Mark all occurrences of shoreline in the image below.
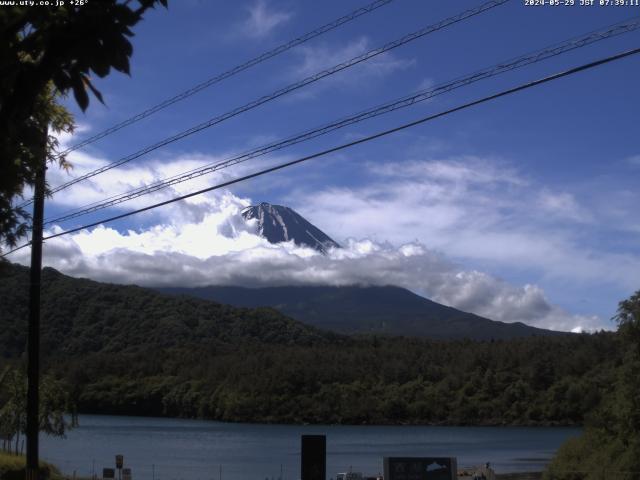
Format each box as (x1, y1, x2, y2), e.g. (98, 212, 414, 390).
(2, 453, 544, 480)
(495, 473, 543, 480)
(75, 409, 583, 428)
(38, 415, 567, 480)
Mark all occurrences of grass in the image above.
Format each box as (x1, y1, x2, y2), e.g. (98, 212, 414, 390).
(496, 473, 543, 480)
(0, 451, 64, 480)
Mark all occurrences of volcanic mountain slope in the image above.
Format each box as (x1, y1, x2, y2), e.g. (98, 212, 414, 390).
(0, 263, 607, 427)
(234, 202, 566, 338)
(242, 202, 339, 254)
(160, 285, 567, 340)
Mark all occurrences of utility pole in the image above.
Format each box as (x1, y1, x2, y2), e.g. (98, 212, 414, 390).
(26, 131, 47, 480)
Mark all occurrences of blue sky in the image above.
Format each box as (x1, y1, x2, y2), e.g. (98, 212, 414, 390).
(12, 0, 640, 331)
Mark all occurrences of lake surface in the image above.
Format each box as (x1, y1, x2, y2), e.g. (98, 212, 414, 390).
(40, 415, 581, 480)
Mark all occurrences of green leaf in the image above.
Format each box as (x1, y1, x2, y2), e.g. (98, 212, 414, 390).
(83, 75, 104, 105)
(71, 73, 89, 111)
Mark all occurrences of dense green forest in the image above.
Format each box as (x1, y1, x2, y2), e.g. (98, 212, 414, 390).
(545, 291, 640, 479)
(0, 262, 623, 426)
(51, 334, 618, 425)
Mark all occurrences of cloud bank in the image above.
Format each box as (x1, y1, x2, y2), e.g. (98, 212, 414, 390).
(10, 188, 599, 333)
(10, 131, 638, 334)
(289, 156, 640, 292)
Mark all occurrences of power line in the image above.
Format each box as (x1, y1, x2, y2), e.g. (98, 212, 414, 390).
(4, 46, 638, 259)
(27, 0, 509, 203)
(17, 0, 397, 210)
(43, 17, 640, 226)
(55, 0, 397, 158)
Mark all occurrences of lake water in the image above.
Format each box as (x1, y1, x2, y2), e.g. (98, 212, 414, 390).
(40, 415, 581, 480)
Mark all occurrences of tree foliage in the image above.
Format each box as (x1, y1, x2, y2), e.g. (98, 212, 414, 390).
(0, 262, 624, 427)
(0, 84, 73, 248)
(546, 290, 640, 480)
(0, 0, 167, 247)
(0, 368, 75, 455)
(614, 290, 640, 354)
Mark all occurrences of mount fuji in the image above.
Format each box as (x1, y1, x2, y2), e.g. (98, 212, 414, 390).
(242, 202, 339, 254)
(160, 203, 572, 340)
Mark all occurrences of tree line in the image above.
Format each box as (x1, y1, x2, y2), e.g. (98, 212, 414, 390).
(545, 291, 640, 479)
(0, 263, 623, 427)
(1, 262, 639, 477)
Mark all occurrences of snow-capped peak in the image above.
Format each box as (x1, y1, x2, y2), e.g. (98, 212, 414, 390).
(242, 202, 339, 254)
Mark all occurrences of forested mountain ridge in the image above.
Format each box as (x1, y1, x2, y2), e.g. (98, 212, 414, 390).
(0, 262, 339, 359)
(160, 285, 565, 340)
(0, 262, 622, 426)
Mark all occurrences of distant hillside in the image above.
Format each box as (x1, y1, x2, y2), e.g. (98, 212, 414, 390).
(0, 262, 338, 359)
(0, 262, 617, 426)
(160, 285, 565, 340)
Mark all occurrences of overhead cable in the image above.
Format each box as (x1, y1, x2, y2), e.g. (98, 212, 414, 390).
(44, 17, 640, 226)
(4, 45, 638, 258)
(55, 0, 397, 158)
(32, 0, 510, 202)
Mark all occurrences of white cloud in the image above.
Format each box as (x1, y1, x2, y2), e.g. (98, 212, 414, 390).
(42, 131, 290, 226)
(416, 77, 435, 92)
(626, 154, 640, 166)
(288, 157, 640, 292)
(368, 156, 524, 186)
(47, 151, 222, 211)
(9, 134, 633, 334)
(288, 37, 415, 96)
(5, 186, 602, 333)
(537, 190, 592, 223)
(240, 0, 291, 38)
